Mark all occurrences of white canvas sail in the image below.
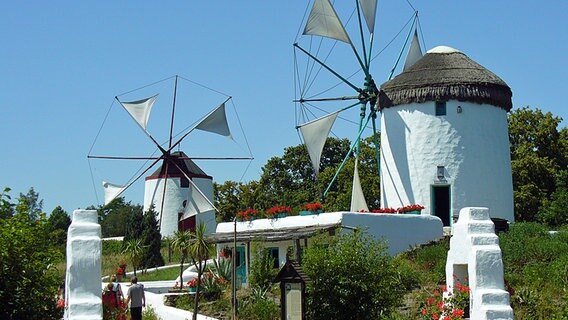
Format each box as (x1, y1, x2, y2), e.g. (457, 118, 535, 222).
(120, 95, 158, 130)
(298, 112, 339, 175)
(195, 102, 232, 138)
(359, 0, 378, 33)
(350, 157, 369, 212)
(303, 0, 352, 44)
(403, 30, 423, 71)
(179, 182, 216, 220)
(102, 181, 126, 206)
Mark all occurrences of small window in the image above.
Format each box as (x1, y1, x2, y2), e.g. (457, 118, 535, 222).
(435, 101, 447, 116)
(267, 248, 279, 269)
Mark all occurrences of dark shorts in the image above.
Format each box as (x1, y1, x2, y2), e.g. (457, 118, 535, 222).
(130, 306, 142, 320)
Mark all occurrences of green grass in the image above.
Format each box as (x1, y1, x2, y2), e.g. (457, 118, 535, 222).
(136, 265, 183, 282)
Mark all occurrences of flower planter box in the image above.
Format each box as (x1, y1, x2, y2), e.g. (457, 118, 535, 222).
(300, 210, 322, 216)
(188, 287, 196, 293)
(403, 210, 421, 215)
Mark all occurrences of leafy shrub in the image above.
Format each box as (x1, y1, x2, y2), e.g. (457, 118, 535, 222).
(238, 296, 279, 320)
(248, 242, 278, 292)
(201, 270, 229, 301)
(303, 231, 406, 319)
(142, 306, 162, 320)
(500, 222, 568, 317)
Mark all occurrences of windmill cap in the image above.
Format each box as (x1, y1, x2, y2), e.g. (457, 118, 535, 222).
(378, 45, 512, 111)
(426, 46, 462, 54)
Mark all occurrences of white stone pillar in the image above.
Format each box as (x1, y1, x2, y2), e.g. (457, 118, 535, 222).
(64, 210, 102, 320)
(446, 207, 513, 320)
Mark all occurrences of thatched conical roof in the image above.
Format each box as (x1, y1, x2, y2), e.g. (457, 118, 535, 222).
(378, 46, 512, 111)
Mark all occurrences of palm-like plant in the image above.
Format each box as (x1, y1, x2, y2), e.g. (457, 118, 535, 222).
(171, 230, 192, 289)
(189, 223, 211, 320)
(122, 238, 145, 277)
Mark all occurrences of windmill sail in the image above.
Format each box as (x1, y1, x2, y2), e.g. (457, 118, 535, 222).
(303, 0, 352, 44)
(298, 112, 339, 175)
(179, 182, 216, 220)
(102, 181, 126, 205)
(350, 157, 369, 212)
(403, 30, 423, 71)
(119, 95, 158, 130)
(359, 0, 378, 34)
(195, 102, 232, 138)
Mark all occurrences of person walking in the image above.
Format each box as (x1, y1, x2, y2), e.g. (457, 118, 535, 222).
(110, 275, 123, 304)
(124, 277, 145, 320)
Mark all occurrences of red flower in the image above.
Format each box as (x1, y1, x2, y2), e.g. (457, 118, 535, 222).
(371, 207, 397, 213)
(236, 208, 260, 221)
(452, 309, 464, 317)
(56, 298, 65, 309)
(187, 278, 198, 288)
(397, 204, 425, 213)
(265, 205, 292, 218)
(303, 203, 323, 211)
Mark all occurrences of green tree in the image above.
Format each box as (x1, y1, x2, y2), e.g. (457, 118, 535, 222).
(508, 107, 566, 221)
(171, 230, 192, 289)
(302, 230, 405, 319)
(316, 136, 381, 211)
(123, 203, 144, 246)
(0, 187, 15, 219)
(16, 187, 44, 221)
(140, 206, 164, 269)
(538, 170, 568, 227)
(214, 180, 262, 222)
(98, 197, 143, 237)
(188, 223, 211, 320)
(0, 189, 62, 319)
(47, 206, 71, 248)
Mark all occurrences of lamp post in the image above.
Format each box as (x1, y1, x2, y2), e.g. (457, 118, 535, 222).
(232, 217, 237, 320)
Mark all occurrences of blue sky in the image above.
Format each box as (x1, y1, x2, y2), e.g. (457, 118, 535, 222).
(1, 1, 566, 215)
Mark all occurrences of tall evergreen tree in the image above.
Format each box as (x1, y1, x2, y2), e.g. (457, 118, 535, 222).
(47, 206, 71, 248)
(123, 203, 144, 246)
(16, 187, 43, 221)
(140, 206, 164, 269)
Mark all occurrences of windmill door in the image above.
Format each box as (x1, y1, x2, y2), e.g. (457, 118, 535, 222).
(432, 185, 451, 226)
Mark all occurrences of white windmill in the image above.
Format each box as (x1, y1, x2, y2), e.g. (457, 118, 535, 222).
(89, 75, 253, 237)
(293, 0, 423, 211)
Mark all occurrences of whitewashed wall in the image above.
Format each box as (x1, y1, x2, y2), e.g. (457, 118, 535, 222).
(144, 176, 216, 238)
(380, 100, 514, 222)
(216, 212, 444, 257)
(144, 177, 187, 238)
(65, 210, 102, 320)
